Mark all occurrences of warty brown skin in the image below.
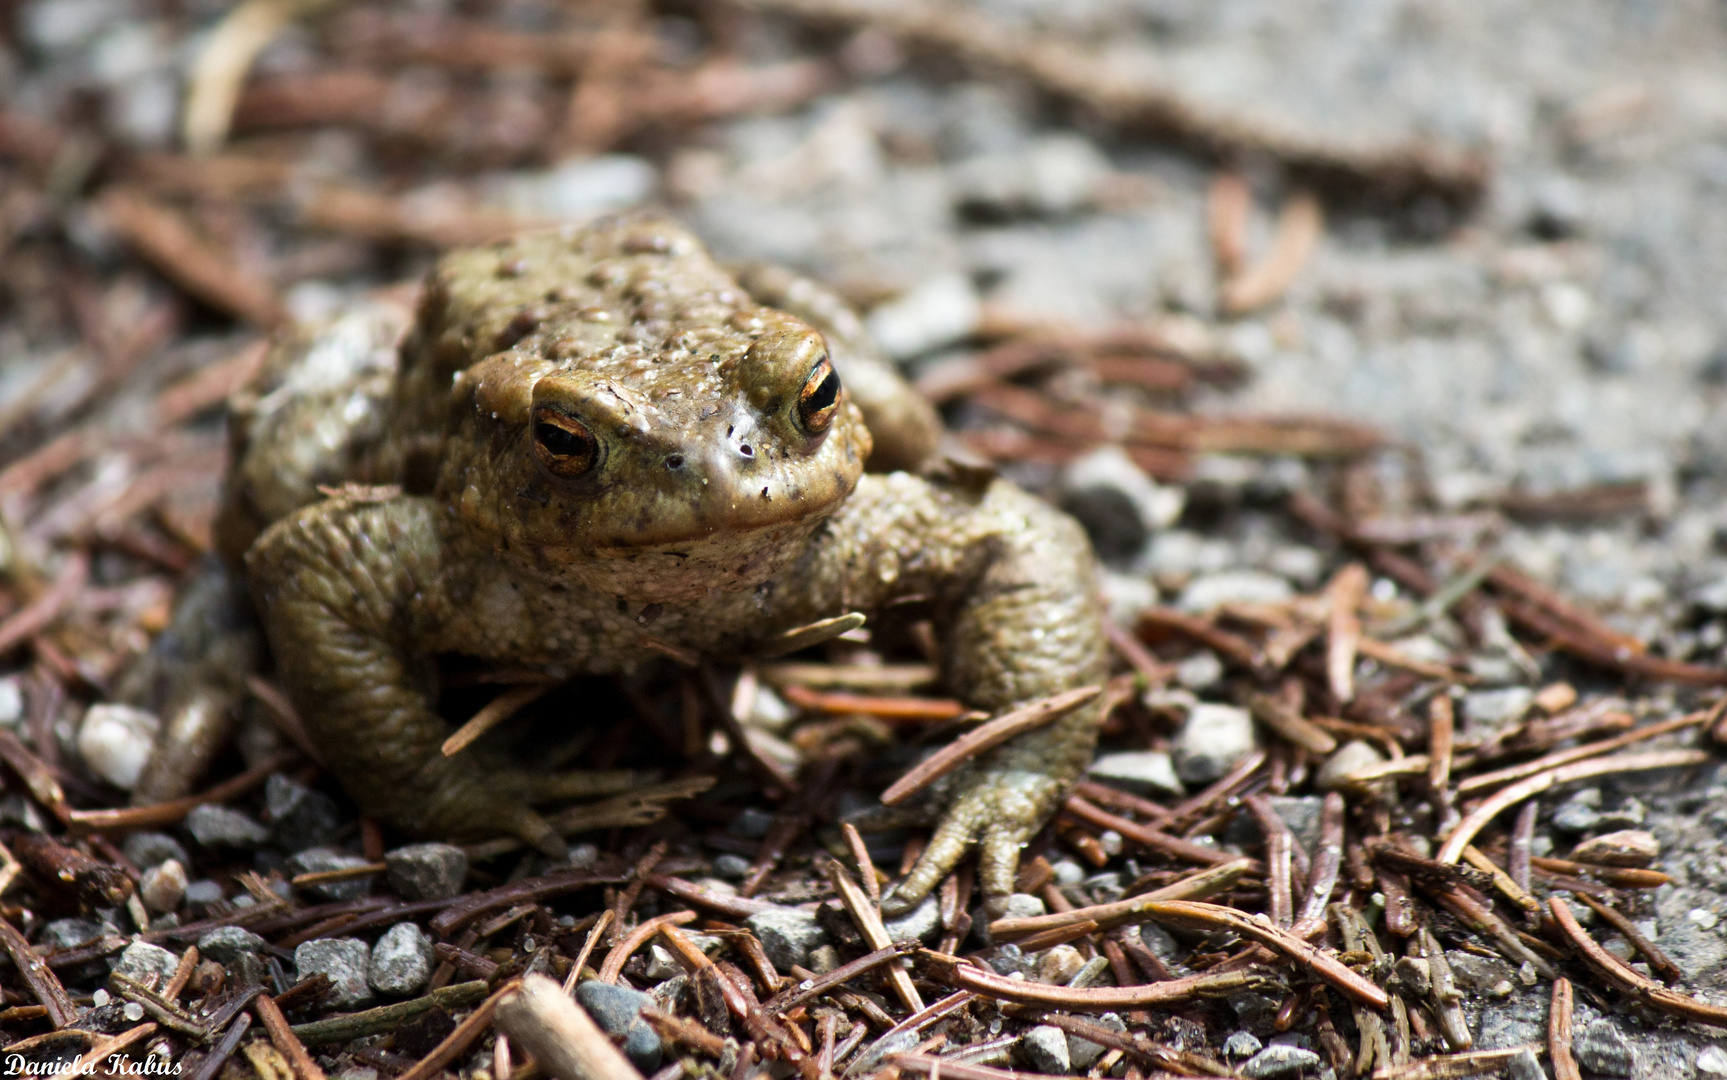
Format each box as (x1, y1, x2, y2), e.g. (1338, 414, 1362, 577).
(234, 214, 1107, 914)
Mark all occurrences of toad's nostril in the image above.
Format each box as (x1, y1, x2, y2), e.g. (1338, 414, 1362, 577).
(740, 445, 753, 457)
(665, 454, 685, 469)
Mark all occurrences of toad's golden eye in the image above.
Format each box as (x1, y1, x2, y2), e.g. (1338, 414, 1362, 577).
(531, 407, 599, 477)
(796, 355, 841, 434)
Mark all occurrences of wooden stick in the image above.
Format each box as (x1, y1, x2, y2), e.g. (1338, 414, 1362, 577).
(1547, 897, 1727, 1027)
(255, 993, 328, 1080)
(563, 910, 613, 993)
(1322, 563, 1367, 703)
(1134, 900, 1389, 1009)
(0, 915, 77, 1026)
(1438, 749, 1708, 864)
(1548, 978, 1579, 1080)
(70, 751, 295, 832)
(1456, 712, 1706, 794)
(988, 858, 1253, 940)
(841, 822, 881, 902)
(919, 951, 1273, 1010)
(442, 681, 557, 757)
(827, 859, 924, 1013)
(881, 686, 1100, 804)
(397, 980, 519, 1080)
(497, 973, 644, 1080)
(0, 552, 88, 657)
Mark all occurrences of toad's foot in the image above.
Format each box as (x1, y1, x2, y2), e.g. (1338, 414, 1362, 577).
(407, 758, 656, 858)
(878, 766, 1070, 919)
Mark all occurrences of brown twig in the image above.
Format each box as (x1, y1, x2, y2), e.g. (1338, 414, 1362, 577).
(1221, 191, 1324, 316)
(1573, 893, 1682, 983)
(397, 980, 520, 1080)
(1455, 711, 1706, 795)
(918, 951, 1275, 1010)
(881, 685, 1100, 804)
(1547, 897, 1727, 1027)
(98, 189, 287, 326)
(598, 911, 696, 984)
(497, 973, 645, 1080)
(69, 751, 295, 833)
(1134, 900, 1389, 1008)
(1437, 749, 1709, 864)
(779, 684, 967, 722)
(442, 680, 559, 757)
(0, 552, 88, 659)
(0, 915, 77, 1026)
(255, 993, 328, 1080)
(827, 860, 924, 1014)
(989, 858, 1253, 940)
(1549, 978, 1580, 1080)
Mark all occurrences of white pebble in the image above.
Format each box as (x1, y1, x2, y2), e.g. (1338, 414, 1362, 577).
(139, 859, 187, 913)
(76, 704, 160, 790)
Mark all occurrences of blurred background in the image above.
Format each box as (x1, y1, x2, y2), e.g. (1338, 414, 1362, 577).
(3, 0, 1727, 658)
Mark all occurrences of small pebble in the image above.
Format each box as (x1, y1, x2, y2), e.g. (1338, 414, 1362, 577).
(76, 703, 160, 790)
(1698, 1045, 1727, 1075)
(138, 858, 186, 913)
(0, 677, 23, 727)
(1088, 751, 1184, 799)
(183, 805, 269, 850)
(745, 907, 830, 970)
(1223, 1032, 1262, 1059)
(1066, 1012, 1123, 1070)
(197, 927, 267, 964)
(1022, 1025, 1071, 1074)
(575, 979, 664, 1071)
(1573, 1017, 1634, 1077)
(1035, 944, 1085, 985)
(368, 922, 435, 997)
(1172, 703, 1258, 784)
(295, 938, 374, 1009)
(1570, 829, 1660, 868)
(122, 831, 189, 870)
(1316, 740, 1385, 792)
(111, 940, 179, 991)
(1240, 1045, 1322, 1079)
(287, 847, 376, 901)
(384, 843, 468, 901)
(1506, 1047, 1544, 1080)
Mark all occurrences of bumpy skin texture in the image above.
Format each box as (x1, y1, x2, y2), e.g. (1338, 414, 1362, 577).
(235, 215, 1106, 913)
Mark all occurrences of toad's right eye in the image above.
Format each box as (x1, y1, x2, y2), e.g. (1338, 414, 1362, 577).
(532, 408, 599, 477)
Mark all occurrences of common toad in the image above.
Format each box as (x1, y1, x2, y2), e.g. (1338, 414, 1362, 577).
(221, 215, 1106, 914)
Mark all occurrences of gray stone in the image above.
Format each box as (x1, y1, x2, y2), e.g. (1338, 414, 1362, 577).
(76, 703, 159, 791)
(1573, 1018, 1633, 1077)
(1316, 740, 1385, 792)
(183, 805, 268, 850)
(295, 938, 373, 1009)
(368, 922, 435, 997)
(287, 847, 375, 901)
(122, 832, 189, 870)
(41, 918, 104, 952)
(1552, 789, 1603, 833)
(1174, 651, 1225, 691)
(745, 907, 830, 970)
(110, 941, 179, 992)
(1172, 703, 1258, 784)
(1506, 1047, 1543, 1080)
(864, 272, 980, 361)
(1697, 1045, 1727, 1075)
(1051, 860, 1086, 886)
(265, 774, 343, 851)
(987, 944, 1035, 977)
(711, 853, 751, 880)
(1223, 1032, 1263, 1060)
(728, 807, 775, 838)
(1570, 829, 1659, 867)
(183, 880, 224, 906)
(951, 134, 1110, 219)
(882, 894, 941, 944)
(1035, 944, 1085, 985)
(1241, 1045, 1323, 1079)
(1443, 951, 1515, 994)
(1088, 751, 1184, 799)
(1177, 570, 1292, 613)
(974, 892, 1047, 945)
(1066, 1012, 1123, 1070)
(197, 927, 266, 964)
(643, 944, 682, 982)
(1596, 797, 1647, 829)
(384, 843, 468, 901)
(1022, 1025, 1072, 1074)
(1461, 688, 1534, 733)
(576, 979, 663, 1072)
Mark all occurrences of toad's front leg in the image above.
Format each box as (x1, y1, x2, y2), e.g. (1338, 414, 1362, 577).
(800, 474, 1110, 918)
(245, 495, 608, 856)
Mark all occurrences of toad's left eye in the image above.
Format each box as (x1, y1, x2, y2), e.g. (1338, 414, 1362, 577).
(796, 355, 841, 434)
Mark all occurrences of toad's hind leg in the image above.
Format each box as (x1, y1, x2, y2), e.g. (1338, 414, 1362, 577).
(246, 495, 571, 859)
(731, 263, 941, 473)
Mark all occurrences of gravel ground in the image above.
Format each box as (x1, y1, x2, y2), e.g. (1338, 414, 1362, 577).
(5, 0, 1727, 1076)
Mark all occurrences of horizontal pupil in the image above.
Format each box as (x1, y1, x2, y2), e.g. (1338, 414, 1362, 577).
(537, 422, 584, 456)
(804, 368, 840, 412)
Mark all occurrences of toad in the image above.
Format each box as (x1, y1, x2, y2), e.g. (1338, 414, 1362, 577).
(217, 215, 1105, 914)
